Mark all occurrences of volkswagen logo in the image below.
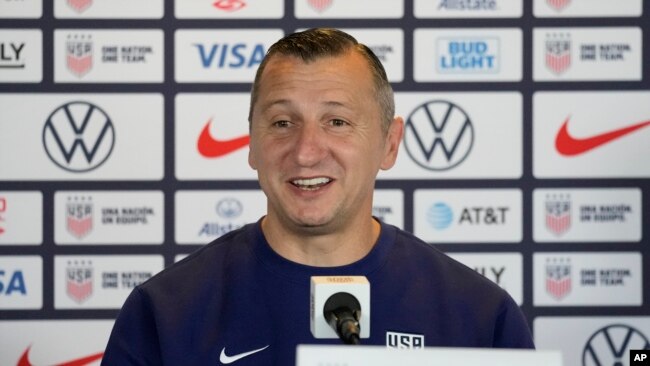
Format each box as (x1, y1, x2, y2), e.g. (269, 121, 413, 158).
(42, 101, 115, 173)
(582, 324, 650, 366)
(403, 100, 474, 171)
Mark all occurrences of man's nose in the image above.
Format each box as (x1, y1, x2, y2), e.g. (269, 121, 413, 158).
(294, 122, 327, 167)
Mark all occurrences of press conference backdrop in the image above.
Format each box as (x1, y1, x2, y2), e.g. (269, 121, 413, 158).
(0, 0, 648, 365)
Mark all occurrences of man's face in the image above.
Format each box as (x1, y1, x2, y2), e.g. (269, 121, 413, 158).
(248, 51, 402, 235)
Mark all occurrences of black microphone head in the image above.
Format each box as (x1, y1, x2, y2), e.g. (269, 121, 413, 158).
(323, 292, 362, 345)
(323, 292, 361, 316)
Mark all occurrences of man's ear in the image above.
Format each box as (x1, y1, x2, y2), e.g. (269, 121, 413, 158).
(248, 130, 258, 170)
(380, 116, 404, 170)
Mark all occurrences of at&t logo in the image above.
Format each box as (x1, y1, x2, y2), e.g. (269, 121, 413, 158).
(427, 202, 453, 230)
(42, 101, 115, 173)
(403, 100, 474, 171)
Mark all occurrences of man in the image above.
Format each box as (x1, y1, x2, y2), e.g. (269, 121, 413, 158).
(102, 28, 534, 365)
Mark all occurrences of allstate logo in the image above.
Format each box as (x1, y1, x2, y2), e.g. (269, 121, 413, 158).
(427, 202, 454, 230)
(216, 198, 243, 219)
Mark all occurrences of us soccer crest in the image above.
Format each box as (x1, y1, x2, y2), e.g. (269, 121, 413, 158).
(308, 0, 333, 13)
(545, 33, 571, 75)
(545, 194, 571, 236)
(66, 34, 93, 77)
(66, 196, 93, 239)
(546, 258, 571, 300)
(66, 260, 93, 303)
(67, 0, 93, 13)
(546, 0, 571, 11)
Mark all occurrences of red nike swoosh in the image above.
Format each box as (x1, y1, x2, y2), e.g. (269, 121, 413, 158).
(18, 346, 104, 366)
(555, 117, 650, 156)
(197, 118, 250, 158)
(213, 0, 246, 11)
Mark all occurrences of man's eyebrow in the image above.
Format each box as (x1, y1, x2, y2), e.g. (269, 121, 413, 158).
(260, 99, 292, 111)
(261, 99, 350, 110)
(322, 100, 348, 108)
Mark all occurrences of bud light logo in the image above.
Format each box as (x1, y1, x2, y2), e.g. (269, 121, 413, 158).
(438, 38, 499, 74)
(427, 202, 453, 230)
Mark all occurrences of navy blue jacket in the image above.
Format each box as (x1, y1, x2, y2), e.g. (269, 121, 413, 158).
(102, 221, 534, 365)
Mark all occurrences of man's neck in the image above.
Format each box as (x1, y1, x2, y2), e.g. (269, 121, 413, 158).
(260, 216, 381, 267)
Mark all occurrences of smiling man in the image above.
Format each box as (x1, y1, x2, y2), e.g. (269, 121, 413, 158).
(248, 33, 401, 267)
(102, 28, 534, 366)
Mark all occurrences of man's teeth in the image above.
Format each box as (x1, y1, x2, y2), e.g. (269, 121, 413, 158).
(292, 177, 331, 190)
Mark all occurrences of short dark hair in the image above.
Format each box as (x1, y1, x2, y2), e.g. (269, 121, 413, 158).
(248, 28, 395, 133)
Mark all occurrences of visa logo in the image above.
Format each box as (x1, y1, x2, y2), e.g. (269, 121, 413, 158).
(0, 270, 27, 295)
(194, 43, 265, 68)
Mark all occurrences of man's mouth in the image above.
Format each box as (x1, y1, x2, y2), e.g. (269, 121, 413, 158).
(291, 177, 332, 191)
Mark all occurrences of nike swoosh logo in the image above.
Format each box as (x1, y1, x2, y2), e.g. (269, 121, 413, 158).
(197, 118, 250, 158)
(213, 0, 246, 11)
(219, 345, 269, 364)
(555, 117, 650, 156)
(18, 346, 104, 366)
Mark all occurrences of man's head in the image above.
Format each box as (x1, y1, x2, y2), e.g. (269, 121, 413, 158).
(247, 27, 403, 241)
(249, 28, 395, 134)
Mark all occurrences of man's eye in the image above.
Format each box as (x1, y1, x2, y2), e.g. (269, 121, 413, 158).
(273, 120, 291, 128)
(330, 119, 348, 127)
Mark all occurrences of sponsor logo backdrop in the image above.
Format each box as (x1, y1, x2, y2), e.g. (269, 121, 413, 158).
(0, 1, 648, 365)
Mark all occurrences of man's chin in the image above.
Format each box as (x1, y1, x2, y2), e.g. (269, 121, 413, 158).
(292, 217, 339, 236)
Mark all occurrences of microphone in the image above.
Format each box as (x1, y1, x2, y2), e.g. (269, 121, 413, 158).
(323, 292, 362, 344)
(310, 276, 370, 344)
